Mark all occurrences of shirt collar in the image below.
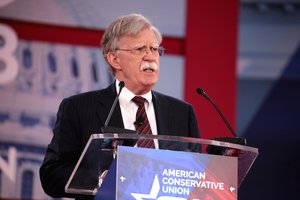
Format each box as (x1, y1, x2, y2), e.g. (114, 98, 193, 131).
(115, 79, 152, 107)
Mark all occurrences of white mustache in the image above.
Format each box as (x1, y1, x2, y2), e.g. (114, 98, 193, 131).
(140, 62, 158, 72)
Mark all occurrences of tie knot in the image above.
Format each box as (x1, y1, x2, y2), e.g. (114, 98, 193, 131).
(132, 96, 146, 107)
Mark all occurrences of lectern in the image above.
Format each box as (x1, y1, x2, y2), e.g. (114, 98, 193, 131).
(65, 133, 258, 200)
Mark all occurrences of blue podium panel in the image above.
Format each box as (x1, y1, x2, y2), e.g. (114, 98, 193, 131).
(116, 146, 237, 200)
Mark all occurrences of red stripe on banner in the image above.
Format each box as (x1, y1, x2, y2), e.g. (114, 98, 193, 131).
(184, 1, 238, 139)
(0, 18, 184, 55)
(0, 18, 102, 47)
(161, 36, 185, 55)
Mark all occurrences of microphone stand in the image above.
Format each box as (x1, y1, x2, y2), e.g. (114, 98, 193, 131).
(196, 88, 246, 155)
(100, 81, 136, 150)
(102, 81, 125, 130)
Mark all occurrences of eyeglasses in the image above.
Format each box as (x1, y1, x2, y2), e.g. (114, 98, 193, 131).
(116, 45, 165, 56)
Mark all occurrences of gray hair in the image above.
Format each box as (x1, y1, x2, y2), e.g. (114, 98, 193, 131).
(101, 13, 162, 64)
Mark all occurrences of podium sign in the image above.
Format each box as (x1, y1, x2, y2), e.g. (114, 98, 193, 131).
(65, 133, 258, 199)
(116, 146, 237, 200)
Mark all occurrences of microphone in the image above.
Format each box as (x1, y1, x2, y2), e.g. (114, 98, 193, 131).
(100, 81, 136, 149)
(101, 81, 125, 132)
(134, 116, 145, 127)
(196, 88, 246, 146)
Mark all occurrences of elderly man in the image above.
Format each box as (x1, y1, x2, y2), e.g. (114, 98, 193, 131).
(40, 13, 200, 199)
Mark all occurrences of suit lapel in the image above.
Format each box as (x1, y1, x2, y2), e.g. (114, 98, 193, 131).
(152, 91, 170, 135)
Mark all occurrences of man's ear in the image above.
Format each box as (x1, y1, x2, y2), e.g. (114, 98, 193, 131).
(106, 52, 121, 70)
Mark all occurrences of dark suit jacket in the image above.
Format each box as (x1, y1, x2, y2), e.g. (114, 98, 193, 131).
(39, 83, 200, 199)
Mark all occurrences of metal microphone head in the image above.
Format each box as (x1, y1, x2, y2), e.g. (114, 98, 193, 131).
(196, 88, 206, 97)
(119, 81, 125, 88)
(134, 116, 144, 127)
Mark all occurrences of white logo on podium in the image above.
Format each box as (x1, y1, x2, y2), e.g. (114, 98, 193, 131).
(130, 174, 187, 200)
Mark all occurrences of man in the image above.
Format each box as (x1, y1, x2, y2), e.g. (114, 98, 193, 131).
(40, 13, 200, 199)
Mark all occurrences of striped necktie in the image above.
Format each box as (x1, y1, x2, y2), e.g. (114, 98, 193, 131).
(132, 96, 155, 148)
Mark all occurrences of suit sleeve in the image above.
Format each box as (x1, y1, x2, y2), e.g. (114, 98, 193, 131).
(39, 98, 83, 198)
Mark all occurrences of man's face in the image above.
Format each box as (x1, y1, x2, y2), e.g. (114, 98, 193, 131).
(110, 28, 160, 95)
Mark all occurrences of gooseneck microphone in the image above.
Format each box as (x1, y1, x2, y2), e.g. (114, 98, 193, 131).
(196, 88, 246, 145)
(100, 81, 136, 149)
(102, 81, 125, 130)
(196, 88, 237, 137)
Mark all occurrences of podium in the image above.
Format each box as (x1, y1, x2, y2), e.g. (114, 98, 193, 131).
(65, 133, 258, 200)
